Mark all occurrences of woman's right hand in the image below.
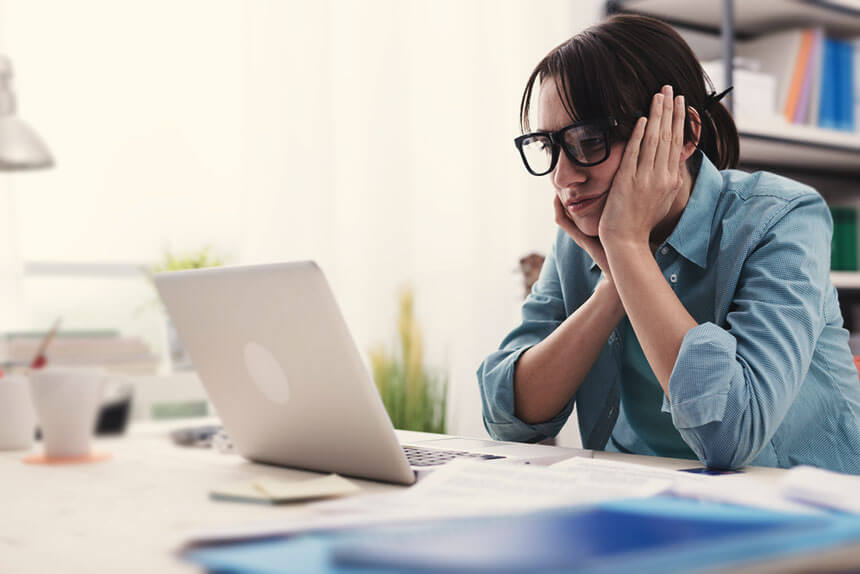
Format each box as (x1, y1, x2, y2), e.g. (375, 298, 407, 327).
(553, 194, 613, 283)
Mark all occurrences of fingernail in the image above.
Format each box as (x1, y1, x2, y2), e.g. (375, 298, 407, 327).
(679, 95, 685, 107)
(655, 94, 664, 105)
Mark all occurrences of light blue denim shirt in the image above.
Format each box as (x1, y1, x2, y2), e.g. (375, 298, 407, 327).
(478, 152, 860, 473)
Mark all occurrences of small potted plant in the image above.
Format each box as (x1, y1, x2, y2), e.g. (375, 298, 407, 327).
(148, 246, 225, 370)
(369, 287, 447, 433)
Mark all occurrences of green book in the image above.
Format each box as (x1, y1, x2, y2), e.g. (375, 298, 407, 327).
(831, 206, 858, 271)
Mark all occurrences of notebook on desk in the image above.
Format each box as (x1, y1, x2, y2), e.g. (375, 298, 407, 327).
(155, 261, 579, 486)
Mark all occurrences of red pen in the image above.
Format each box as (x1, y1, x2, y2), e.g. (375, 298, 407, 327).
(30, 318, 62, 370)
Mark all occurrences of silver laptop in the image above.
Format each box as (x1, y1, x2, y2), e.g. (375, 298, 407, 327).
(155, 261, 580, 485)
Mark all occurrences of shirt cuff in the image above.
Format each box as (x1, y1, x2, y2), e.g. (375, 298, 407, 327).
(662, 322, 733, 429)
(479, 345, 573, 443)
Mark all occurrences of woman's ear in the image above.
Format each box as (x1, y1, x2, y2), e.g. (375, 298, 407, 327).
(683, 106, 702, 161)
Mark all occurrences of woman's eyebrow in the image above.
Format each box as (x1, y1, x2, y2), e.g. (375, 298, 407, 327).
(533, 121, 567, 133)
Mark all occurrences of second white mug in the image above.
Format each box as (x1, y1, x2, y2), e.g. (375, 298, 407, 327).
(30, 367, 104, 459)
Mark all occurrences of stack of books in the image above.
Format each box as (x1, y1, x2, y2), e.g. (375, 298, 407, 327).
(0, 330, 159, 375)
(732, 28, 860, 132)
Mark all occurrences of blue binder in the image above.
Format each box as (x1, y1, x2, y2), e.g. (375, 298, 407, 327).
(841, 40, 855, 131)
(184, 497, 860, 573)
(819, 38, 838, 129)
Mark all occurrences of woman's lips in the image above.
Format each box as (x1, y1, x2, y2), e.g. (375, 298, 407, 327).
(566, 191, 607, 215)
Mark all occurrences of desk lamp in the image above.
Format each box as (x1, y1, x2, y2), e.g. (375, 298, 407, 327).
(0, 55, 52, 170)
(0, 54, 53, 336)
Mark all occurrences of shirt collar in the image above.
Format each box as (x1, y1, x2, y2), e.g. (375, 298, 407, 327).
(587, 151, 722, 272)
(665, 152, 722, 269)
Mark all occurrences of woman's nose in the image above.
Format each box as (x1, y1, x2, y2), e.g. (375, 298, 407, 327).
(552, 150, 587, 190)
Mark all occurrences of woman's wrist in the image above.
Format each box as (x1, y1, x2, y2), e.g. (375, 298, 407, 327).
(602, 235, 651, 259)
(593, 275, 626, 323)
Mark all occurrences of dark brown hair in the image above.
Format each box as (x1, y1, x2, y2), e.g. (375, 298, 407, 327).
(520, 14, 739, 170)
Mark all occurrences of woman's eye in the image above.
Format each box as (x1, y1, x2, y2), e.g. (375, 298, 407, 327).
(528, 140, 551, 153)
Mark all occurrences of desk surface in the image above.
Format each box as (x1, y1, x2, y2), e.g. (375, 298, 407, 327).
(0, 419, 805, 574)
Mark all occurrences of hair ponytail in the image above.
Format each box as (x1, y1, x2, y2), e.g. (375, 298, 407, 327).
(700, 101, 739, 170)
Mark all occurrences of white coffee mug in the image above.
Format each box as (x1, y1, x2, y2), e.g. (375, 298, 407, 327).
(0, 375, 36, 450)
(30, 367, 104, 459)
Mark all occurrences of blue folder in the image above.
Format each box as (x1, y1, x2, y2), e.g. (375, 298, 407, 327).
(185, 496, 860, 573)
(819, 38, 838, 130)
(841, 40, 855, 132)
(836, 40, 849, 131)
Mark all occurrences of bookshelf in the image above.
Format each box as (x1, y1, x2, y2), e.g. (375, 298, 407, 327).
(607, 0, 860, 174)
(740, 117, 860, 174)
(608, 0, 860, 37)
(832, 271, 860, 290)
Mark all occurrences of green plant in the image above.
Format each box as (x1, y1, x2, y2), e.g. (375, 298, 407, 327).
(369, 287, 447, 433)
(150, 245, 225, 274)
(139, 246, 226, 317)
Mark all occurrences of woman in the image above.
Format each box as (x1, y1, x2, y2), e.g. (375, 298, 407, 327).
(477, 14, 860, 473)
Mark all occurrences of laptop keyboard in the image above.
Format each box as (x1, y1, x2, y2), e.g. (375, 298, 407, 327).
(403, 445, 507, 467)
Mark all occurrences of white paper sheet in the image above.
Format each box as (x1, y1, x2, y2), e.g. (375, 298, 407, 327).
(669, 475, 821, 514)
(780, 465, 860, 513)
(549, 458, 822, 515)
(404, 458, 674, 510)
(550, 455, 711, 483)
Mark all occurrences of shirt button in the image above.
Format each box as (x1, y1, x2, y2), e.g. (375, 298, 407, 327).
(670, 273, 678, 283)
(660, 246, 669, 255)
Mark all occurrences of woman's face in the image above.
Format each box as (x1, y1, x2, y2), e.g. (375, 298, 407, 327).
(537, 78, 625, 238)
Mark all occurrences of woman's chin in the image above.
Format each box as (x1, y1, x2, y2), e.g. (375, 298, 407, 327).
(573, 218, 600, 238)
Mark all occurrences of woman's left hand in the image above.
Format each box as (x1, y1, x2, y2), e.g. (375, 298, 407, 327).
(598, 85, 686, 250)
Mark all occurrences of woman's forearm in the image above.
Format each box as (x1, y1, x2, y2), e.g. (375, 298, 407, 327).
(605, 242, 697, 394)
(514, 279, 626, 424)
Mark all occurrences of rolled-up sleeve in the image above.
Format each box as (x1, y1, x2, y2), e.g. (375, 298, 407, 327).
(661, 195, 830, 469)
(477, 243, 575, 443)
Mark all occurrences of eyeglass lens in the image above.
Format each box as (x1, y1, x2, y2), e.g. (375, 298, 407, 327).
(520, 123, 608, 175)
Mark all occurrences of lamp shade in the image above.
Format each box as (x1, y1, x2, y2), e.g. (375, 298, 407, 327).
(0, 115, 53, 170)
(0, 55, 53, 171)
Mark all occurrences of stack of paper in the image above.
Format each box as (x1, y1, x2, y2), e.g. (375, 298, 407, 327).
(186, 495, 860, 574)
(190, 458, 860, 550)
(0, 330, 159, 374)
(188, 457, 677, 546)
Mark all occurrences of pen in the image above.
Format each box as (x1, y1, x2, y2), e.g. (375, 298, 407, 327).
(30, 317, 62, 370)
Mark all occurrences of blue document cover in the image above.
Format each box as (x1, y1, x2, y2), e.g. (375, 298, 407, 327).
(819, 38, 838, 129)
(843, 40, 855, 131)
(835, 40, 850, 131)
(185, 497, 860, 574)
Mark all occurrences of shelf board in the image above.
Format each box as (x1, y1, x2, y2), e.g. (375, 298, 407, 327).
(832, 271, 860, 290)
(737, 118, 860, 174)
(614, 0, 860, 37)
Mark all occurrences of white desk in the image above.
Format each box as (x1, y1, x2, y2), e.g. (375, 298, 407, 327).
(0, 418, 847, 574)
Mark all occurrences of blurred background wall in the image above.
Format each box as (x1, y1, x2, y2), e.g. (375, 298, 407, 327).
(0, 0, 602, 439)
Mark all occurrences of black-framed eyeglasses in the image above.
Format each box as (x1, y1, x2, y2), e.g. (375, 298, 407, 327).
(514, 117, 618, 176)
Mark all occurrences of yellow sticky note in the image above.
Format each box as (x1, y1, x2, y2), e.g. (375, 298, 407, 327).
(254, 474, 361, 501)
(211, 474, 360, 504)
